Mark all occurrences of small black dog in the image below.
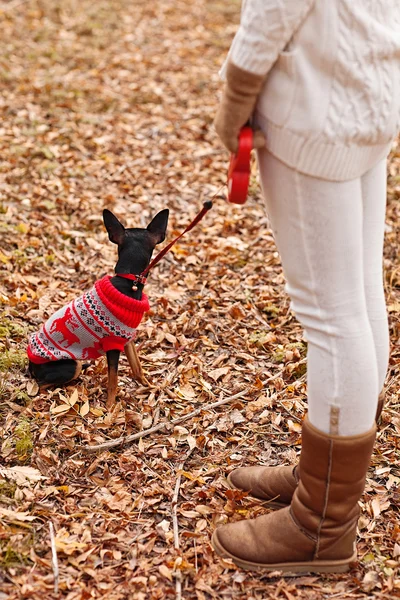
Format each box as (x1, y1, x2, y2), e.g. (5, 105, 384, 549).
(28, 208, 169, 405)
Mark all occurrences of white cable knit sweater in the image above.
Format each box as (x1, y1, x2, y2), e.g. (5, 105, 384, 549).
(222, 0, 400, 181)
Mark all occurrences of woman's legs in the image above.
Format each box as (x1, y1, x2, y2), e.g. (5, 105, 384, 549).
(227, 155, 389, 502)
(212, 152, 385, 571)
(257, 150, 387, 436)
(361, 159, 390, 392)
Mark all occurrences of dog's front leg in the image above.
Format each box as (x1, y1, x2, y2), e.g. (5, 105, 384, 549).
(124, 341, 149, 386)
(106, 349, 120, 407)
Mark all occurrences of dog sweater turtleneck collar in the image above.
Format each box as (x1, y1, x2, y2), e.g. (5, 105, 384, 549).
(27, 275, 149, 364)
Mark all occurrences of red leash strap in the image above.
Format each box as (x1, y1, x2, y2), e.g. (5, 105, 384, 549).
(227, 127, 253, 205)
(140, 200, 213, 278)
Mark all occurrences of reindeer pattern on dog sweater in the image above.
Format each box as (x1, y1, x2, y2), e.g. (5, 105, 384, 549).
(27, 276, 149, 364)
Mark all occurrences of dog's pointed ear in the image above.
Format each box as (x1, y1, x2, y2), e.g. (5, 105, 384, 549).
(147, 209, 169, 245)
(103, 209, 125, 245)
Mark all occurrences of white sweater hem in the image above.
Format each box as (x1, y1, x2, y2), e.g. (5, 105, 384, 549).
(256, 114, 392, 181)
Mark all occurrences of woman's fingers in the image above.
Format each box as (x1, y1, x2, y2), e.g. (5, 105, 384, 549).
(252, 129, 267, 149)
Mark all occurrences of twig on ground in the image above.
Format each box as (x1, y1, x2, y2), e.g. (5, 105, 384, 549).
(153, 405, 160, 427)
(172, 447, 194, 600)
(49, 521, 59, 595)
(194, 539, 198, 573)
(82, 388, 249, 453)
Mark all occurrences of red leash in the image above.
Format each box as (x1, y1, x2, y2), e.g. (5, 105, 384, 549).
(227, 127, 253, 205)
(118, 128, 254, 287)
(141, 200, 213, 278)
(118, 127, 256, 287)
(117, 200, 213, 286)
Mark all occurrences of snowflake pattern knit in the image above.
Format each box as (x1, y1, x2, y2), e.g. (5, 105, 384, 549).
(27, 276, 149, 364)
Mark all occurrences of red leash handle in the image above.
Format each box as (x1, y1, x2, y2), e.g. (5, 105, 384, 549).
(227, 127, 253, 205)
(140, 200, 213, 278)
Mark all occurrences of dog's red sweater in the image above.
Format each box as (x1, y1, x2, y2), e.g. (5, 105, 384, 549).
(27, 276, 149, 364)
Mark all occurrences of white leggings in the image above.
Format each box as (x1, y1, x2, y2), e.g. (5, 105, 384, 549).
(257, 150, 389, 436)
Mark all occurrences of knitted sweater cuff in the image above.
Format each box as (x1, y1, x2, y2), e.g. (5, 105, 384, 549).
(95, 276, 150, 329)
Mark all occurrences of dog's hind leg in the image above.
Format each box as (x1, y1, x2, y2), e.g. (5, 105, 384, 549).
(29, 360, 82, 386)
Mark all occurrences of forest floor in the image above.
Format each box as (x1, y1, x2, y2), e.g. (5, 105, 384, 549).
(0, 1, 400, 599)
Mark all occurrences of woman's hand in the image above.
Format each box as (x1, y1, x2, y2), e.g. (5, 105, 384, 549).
(214, 61, 267, 154)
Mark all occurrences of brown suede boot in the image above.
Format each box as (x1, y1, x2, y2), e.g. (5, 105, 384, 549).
(212, 417, 376, 573)
(375, 390, 385, 423)
(228, 390, 384, 506)
(227, 465, 299, 508)
(214, 61, 266, 153)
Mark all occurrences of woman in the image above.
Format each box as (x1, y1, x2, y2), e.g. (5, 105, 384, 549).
(212, 0, 400, 573)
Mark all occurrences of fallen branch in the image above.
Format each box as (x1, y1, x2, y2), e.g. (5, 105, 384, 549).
(82, 388, 249, 453)
(49, 521, 59, 594)
(172, 447, 194, 600)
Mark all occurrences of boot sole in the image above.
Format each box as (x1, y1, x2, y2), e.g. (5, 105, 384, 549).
(211, 530, 356, 574)
(226, 473, 289, 510)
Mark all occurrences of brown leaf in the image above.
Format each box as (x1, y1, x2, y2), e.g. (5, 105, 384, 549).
(97, 488, 132, 512)
(159, 564, 173, 582)
(208, 367, 230, 382)
(26, 380, 39, 396)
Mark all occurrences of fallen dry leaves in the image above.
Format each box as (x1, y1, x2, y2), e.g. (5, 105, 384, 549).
(0, 1, 400, 599)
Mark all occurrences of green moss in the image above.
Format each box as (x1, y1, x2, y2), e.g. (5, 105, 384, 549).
(0, 541, 32, 568)
(288, 341, 307, 357)
(0, 325, 10, 337)
(0, 315, 27, 339)
(14, 418, 33, 459)
(261, 303, 280, 318)
(248, 174, 260, 196)
(291, 362, 307, 379)
(0, 349, 27, 371)
(249, 331, 273, 348)
(273, 342, 308, 364)
(45, 253, 56, 264)
(12, 249, 28, 267)
(233, 257, 248, 269)
(272, 346, 286, 363)
(0, 480, 17, 499)
(14, 390, 31, 405)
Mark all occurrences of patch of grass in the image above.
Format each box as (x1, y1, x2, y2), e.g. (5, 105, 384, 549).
(261, 303, 280, 318)
(233, 257, 248, 269)
(290, 362, 307, 379)
(248, 173, 260, 197)
(0, 380, 7, 400)
(0, 480, 17, 499)
(14, 418, 33, 460)
(273, 342, 308, 364)
(272, 346, 286, 363)
(0, 349, 27, 371)
(12, 249, 28, 267)
(45, 253, 56, 264)
(0, 540, 33, 569)
(13, 390, 31, 405)
(288, 341, 307, 357)
(249, 331, 273, 348)
(0, 315, 27, 339)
